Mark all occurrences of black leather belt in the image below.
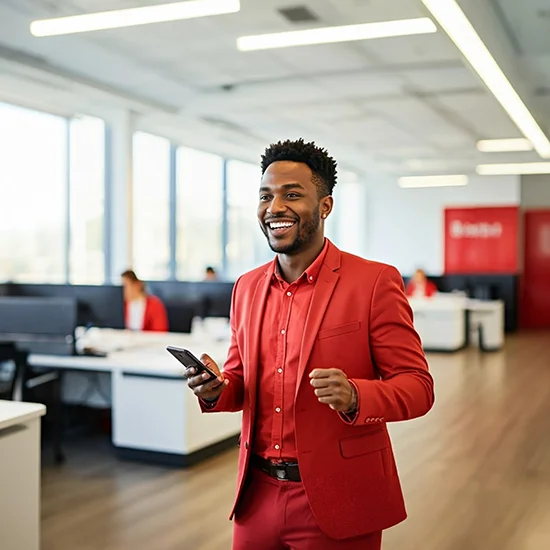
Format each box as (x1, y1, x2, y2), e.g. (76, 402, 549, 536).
(251, 454, 301, 482)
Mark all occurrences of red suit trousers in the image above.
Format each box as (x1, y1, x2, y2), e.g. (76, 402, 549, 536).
(232, 465, 383, 550)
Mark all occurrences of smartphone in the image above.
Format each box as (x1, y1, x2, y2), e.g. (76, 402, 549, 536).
(166, 346, 218, 382)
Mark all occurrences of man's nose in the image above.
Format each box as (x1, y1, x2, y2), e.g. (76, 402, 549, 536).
(267, 196, 287, 215)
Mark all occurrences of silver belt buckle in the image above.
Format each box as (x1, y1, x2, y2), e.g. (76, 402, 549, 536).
(275, 467, 287, 480)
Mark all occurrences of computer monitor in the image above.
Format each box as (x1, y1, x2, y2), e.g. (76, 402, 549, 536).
(0, 296, 77, 355)
(146, 280, 234, 319)
(200, 281, 234, 318)
(7, 284, 125, 329)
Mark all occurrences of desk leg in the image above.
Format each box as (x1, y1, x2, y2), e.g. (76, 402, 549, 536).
(51, 370, 65, 465)
(464, 310, 470, 348)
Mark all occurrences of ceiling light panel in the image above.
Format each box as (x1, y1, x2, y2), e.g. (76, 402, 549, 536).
(237, 17, 437, 51)
(421, 0, 550, 159)
(476, 163, 550, 175)
(398, 175, 469, 188)
(476, 138, 533, 152)
(31, 0, 240, 37)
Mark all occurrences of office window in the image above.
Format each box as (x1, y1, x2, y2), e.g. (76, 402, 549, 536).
(132, 131, 170, 280)
(0, 102, 67, 283)
(69, 115, 106, 284)
(226, 160, 271, 279)
(176, 147, 223, 280)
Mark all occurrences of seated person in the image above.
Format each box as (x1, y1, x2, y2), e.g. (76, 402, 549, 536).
(204, 266, 218, 281)
(121, 270, 168, 332)
(406, 268, 438, 298)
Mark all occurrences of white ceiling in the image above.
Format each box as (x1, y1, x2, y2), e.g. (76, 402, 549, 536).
(0, 0, 549, 176)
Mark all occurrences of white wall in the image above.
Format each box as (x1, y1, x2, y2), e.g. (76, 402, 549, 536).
(521, 175, 550, 208)
(365, 175, 521, 275)
(327, 181, 369, 258)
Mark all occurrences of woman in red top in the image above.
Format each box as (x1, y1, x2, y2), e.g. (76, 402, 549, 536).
(121, 270, 169, 332)
(405, 268, 438, 298)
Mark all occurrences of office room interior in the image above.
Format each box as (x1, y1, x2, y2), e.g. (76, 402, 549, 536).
(0, 0, 550, 549)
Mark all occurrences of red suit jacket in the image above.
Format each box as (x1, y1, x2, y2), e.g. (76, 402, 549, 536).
(124, 295, 168, 332)
(201, 240, 434, 539)
(405, 279, 438, 298)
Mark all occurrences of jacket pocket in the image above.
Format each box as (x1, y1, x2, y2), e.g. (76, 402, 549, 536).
(318, 321, 361, 340)
(339, 428, 388, 459)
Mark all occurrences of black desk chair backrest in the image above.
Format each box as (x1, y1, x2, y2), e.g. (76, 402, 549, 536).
(0, 342, 28, 401)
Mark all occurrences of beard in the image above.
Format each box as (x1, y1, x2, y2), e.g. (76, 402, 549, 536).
(261, 208, 321, 255)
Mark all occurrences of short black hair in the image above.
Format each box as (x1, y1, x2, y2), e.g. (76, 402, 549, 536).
(261, 138, 337, 197)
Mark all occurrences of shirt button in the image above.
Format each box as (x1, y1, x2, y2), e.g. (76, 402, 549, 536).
(274, 444, 280, 450)
(287, 291, 292, 297)
(277, 368, 283, 374)
(275, 407, 281, 413)
(281, 329, 286, 335)
(309, 276, 313, 281)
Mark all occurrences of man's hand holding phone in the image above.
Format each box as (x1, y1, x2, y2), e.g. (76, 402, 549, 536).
(185, 353, 229, 402)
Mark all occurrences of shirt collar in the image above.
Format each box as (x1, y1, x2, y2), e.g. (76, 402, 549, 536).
(270, 238, 329, 285)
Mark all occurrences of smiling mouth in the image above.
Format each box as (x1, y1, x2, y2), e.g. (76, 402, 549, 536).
(266, 220, 297, 237)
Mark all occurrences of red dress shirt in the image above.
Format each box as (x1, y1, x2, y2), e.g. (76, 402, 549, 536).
(252, 242, 330, 462)
(124, 295, 169, 332)
(405, 280, 438, 298)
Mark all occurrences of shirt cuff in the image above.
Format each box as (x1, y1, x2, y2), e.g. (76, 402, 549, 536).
(338, 379, 360, 425)
(199, 397, 219, 409)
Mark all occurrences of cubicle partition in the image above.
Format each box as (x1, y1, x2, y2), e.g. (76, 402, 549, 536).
(146, 280, 234, 323)
(0, 296, 77, 355)
(404, 274, 519, 332)
(3, 281, 235, 334)
(6, 284, 125, 329)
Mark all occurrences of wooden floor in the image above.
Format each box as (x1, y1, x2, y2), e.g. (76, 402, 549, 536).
(41, 332, 550, 550)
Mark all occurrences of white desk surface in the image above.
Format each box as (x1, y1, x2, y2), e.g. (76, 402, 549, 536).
(408, 294, 503, 311)
(28, 328, 230, 377)
(0, 400, 46, 431)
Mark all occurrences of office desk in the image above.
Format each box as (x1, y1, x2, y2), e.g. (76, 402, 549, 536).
(28, 327, 241, 466)
(408, 295, 504, 352)
(0, 400, 46, 550)
(468, 299, 505, 351)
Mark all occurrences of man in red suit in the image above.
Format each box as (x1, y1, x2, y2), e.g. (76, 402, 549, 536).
(185, 139, 434, 549)
(121, 270, 168, 332)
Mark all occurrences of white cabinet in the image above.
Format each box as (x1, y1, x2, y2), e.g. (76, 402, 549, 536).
(0, 401, 46, 550)
(112, 371, 187, 454)
(112, 369, 242, 458)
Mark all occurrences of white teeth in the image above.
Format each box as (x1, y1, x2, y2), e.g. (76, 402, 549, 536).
(269, 221, 294, 229)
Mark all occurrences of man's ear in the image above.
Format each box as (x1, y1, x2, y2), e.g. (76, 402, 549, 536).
(320, 195, 333, 219)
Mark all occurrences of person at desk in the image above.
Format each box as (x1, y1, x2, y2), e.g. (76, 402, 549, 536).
(121, 270, 168, 332)
(184, 139, 434, 550)
(204, 266, 218, 281)
(406, 268, 438, 298)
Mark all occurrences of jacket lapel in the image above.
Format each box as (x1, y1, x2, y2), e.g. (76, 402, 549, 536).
(245, 270, 271, 412)
(295, 243, 341, 398)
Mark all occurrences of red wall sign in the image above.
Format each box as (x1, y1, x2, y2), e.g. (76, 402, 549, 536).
(444, 206, 519, 274)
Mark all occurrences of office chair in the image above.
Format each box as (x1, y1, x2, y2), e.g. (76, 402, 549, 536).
(0, 342, 27, 401)
(0, 341, 64, 464)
